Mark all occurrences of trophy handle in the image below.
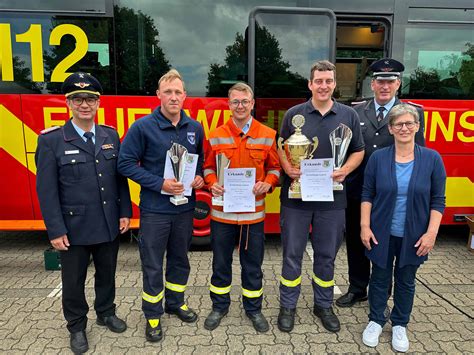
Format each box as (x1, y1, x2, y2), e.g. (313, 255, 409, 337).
(277, 137, 287, 162)
(308, 137, 319, 159)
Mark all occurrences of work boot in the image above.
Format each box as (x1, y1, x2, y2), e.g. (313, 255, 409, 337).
(96, 314, 127, 333)
(246, 312, 269, 333)
(335, 292, 368, 307)
(277, 307, 296, 332)
(165, 304, 198, 323)
(313, 305, 340, 332)
(145, 319, 163, 342)
(204, 309, 228, 330)
(70, 330, 88, 354)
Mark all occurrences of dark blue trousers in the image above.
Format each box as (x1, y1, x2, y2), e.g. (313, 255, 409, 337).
(280, 206, 345, 309)
(139, 210, 193, 319)
(369, 236, 419, 327)
(60, 237, 119, 333)
(210, 220, 265, 314)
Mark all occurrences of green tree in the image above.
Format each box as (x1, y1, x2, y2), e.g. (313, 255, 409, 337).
(206, 26, 307, 98)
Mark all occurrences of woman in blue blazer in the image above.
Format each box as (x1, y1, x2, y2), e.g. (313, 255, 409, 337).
(360, 104, 446, 352)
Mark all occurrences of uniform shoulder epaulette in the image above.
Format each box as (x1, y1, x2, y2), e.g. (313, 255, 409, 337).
(40, 126, 60, 134)
(351, 100, 367, 106)
(407, 101, 423, 108)
(100, 123, 117, 130)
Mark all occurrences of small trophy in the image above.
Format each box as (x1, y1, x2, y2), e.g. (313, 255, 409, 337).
(329, 123, 353, 191)
(168, 143, 189, 205)
(278, 114, 319, 199)
(212, 153, 230, 206)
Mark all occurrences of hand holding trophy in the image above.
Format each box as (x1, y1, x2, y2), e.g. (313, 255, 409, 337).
(212, 153, 230, 206)
(278, 114, 318, 199)
(168, 143, 189, 205)
(329, 123, 352, 191)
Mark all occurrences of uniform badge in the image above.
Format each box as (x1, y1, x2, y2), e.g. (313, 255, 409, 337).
(65, 150, 79, 155)
(187, 132, 196, 145)
(101, 144, 114, 150)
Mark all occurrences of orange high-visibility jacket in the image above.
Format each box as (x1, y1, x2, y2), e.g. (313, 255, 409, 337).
(204, 118, 281, 225)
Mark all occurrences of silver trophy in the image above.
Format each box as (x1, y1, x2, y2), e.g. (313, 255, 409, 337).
(212, 153, 230, 206)
(168, 143, 189, 205)
(329, 123, 352, 191)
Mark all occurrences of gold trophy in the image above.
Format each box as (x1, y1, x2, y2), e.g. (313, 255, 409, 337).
(278, 114, 318, 199)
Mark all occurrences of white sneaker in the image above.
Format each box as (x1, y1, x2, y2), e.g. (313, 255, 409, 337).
(362, 321, 383, 347)
(392, 325, 409, 352)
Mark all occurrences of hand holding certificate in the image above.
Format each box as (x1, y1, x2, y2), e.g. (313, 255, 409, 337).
(223, 168, 256, 212)
(300, 159, 334, 201)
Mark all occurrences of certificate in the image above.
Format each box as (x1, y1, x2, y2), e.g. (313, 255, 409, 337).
(161, 153, 198, 196)
(300, 159, 334, 201)
(223, 168, 256, 212)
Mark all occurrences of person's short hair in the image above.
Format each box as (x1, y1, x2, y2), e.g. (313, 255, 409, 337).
(388, 104, 420, 125)
(158, 69, 185, 91)
(310, 60, 336, 81)
(228, 82, 254, 99)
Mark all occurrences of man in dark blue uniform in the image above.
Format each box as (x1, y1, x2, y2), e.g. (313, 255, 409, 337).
(277, 60, 365, 333)
(35, 72, 132, 354)
(336, 58, 425, 309)
(118, 69, 204, 342)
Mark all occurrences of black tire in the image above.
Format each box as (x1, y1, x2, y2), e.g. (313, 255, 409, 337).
(191, 234, 211, 247)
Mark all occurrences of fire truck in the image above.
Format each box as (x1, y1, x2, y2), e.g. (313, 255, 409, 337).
(0, 0, 472, 244)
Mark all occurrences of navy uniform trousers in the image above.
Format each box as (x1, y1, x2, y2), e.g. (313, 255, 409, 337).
(138, 210, 194, 319)
(209, 220, 265, 314)
(280, 206, 345, 309)
(60, 237, 119, 333)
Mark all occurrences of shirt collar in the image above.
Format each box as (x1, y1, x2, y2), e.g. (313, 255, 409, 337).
(241, 117, 252, 134)
(374, 96, 396, 114)
(71, 120, 95, 142)
(305, 98, 338, 116)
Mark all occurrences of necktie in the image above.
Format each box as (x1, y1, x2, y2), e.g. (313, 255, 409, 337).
(83, 131, 95, 152)
(377, 107, 385, 122)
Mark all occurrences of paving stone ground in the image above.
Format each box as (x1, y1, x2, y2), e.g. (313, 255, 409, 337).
(0, 226, 472, 354)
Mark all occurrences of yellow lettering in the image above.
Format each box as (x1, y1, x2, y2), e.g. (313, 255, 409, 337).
(16, 24, 44, 82)
(429, 111, 455, 142)
(457, 111, 474, 143)
(0, 24, 14, 81)
(223, 109, 231, 124)
(195, 110, 222, 139)
(97, 108, 105, 125)
(116, 108, 125, 138)
(43, 107, 67, 128)
(127, 108, 151, 127)
(50, 24, 88, 82)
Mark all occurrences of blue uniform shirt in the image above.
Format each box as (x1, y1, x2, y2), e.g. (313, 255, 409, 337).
(280, 99, 365, 210)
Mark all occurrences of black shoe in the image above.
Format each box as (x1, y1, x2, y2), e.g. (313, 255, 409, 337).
(335, 292, 368, 308)
(96, 315, 127, 333)
(277, 307, 296, 332)
(70, 330, 88, 354)
(165, 304, 198, 323)
(145, 319, 163, 342)
(246, 312, 269, 333)
(313, 305, 340, 333)
(204, 309, 228, 330)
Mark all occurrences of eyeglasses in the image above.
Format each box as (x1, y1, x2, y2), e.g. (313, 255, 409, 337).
(229, 99, 251, 108)
(70, 97, 99, 106)
(391, 121, 418, 131)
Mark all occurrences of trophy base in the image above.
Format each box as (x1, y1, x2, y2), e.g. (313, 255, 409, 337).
(170, 196, 189, 205)
(288, 190, 302, 199)
(333, 182, 344, 191)
(212, 196, 224, 206)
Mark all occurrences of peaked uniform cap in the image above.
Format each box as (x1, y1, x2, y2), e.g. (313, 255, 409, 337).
(369, 58, 405, 80)
(62, 72, 103, 97)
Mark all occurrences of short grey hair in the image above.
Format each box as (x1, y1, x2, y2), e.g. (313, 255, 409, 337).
(388, 103, 419, 126)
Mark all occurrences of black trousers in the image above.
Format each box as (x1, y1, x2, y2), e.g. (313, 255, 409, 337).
(210, 220, 265, 314)
(60, 237, 119, 333)
(345, 197, 371, 295)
